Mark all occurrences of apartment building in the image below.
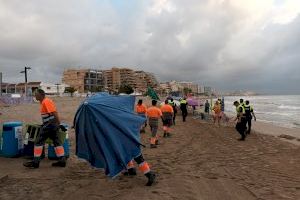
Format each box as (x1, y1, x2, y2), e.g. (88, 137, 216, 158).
(62, 67, 159, 93)
(62, 69, 87, 93)
(135, 71, 159, 93)
(62, 69, 105, 93)
(178, 82, 199, 94)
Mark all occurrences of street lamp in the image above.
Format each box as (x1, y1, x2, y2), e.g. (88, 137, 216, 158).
(55, 83, 60, 96)
(0, 72, 2, 96)
(20, 66, 31, 96)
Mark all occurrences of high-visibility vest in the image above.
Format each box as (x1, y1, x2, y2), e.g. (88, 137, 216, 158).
(244, 104, 253, 116)
(136, 104, 147, 114)
(161, 104, 173, 113)
(146, 106, 162, 118)
(236, 105, 245, 118)
(40, 97, 56, 123)
(180, 100, 187, 104)
(168, 100, 175, 106)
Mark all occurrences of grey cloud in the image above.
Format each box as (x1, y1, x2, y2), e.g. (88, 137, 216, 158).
(0, 0, 299, 94)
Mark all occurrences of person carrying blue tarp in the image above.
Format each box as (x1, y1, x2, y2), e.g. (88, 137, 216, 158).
(74, 94, 156, 186)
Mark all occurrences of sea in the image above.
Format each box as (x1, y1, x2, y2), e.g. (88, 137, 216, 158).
(223, 95, 300, 129)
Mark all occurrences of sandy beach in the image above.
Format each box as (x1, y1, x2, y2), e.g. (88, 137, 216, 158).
(0, 97, 299, 200)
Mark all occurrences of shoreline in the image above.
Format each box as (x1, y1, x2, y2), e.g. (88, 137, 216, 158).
(252, 121, 300, 146)
(215, 111, 300, 146)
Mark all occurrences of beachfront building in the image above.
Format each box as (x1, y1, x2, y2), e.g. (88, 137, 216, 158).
(62, 67, 159, 94)
(1, 82, 68, 95)
(110, 67, 136, 92)
(198, 85, 205, 94)
(159, 82, 171, 95)
(159, 81, 200, 96)
(62, 69, 105, 93)
(204, 86, 212, 96)
(178, 82, 199, 94)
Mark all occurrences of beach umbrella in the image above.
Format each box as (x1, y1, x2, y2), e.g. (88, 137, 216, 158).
(74, 94, 146, 177)
(187, 98, 199, 106)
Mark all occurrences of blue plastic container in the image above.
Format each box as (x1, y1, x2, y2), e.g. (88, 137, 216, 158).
(48, 123, 70, 159)
(1, 122, 23, 157)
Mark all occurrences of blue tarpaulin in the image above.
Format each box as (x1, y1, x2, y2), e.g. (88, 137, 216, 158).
(74, 94, 146, 177)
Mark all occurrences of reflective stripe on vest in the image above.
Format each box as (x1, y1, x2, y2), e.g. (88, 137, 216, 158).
(41, 113, 55, 123)
(180, 100, 187, 104)
(244, 105, 251, 116)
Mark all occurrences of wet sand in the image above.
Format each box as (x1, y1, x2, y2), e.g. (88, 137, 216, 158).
(0, 97, 299, 200)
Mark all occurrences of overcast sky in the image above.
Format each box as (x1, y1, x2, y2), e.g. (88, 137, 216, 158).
(0, 0, 299, 94)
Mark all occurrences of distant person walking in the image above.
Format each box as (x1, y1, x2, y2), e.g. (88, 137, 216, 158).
(168, 98, 177, 125)
(204, 100, 210, 120)
(135, 99, 147, 133)
(146, 100, 162, 148)
(212, 101, 222, 127)
(161, 100, 174, 137)
(233, 101, 247, 141)
(221, 97, 225, 112)
(244, 100, 256, 134)
(180, 97, 188, 122)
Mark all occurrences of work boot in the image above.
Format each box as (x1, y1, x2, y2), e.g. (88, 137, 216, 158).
(155, 140, 159, 145)
(237, 137, 245, 141)
(150, 144, 157, 148)
(52, 156, 66, 167)
(166, 132, 171, 137)
(128, 168, 137, 176)
(163, 132, 167, 138)
(145, 172, 156, 186)
(23, 158, 40, 169)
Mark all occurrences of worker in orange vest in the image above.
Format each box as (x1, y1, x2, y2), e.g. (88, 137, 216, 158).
(23, 89, 66, 168)
(161, 99, 174, 137)
(135, 99, 147, 133)
(146, 99, 162, 148)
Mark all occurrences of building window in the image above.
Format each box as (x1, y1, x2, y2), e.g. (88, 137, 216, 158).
(47, 87, 51, 90)
(97, 80, 103, 84)
(90, 73, 96, 78)
(97, 74, 102, 79)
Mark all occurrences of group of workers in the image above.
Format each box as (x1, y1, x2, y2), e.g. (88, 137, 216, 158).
(135, 97, 188, 149)
(21, 89, 256, 187)
(233, 99, 256, 141)
(206, 97, 257, 141)
(22, 90, 191, 186)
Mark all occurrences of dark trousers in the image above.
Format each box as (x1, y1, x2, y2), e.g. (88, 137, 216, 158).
(134, 154, 145, 165)
(181, 109, 188, 122)
(235, 119, 246, 139)
(173, 112, 177, 125)
(246, 117, 252, 134)
(35, 124, 62, 147)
